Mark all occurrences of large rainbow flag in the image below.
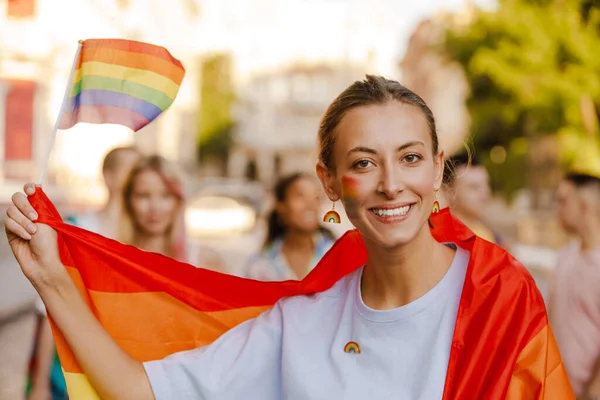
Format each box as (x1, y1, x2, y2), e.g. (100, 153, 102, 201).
(29, 188, 574, 399)
(58, 39, 185, 132)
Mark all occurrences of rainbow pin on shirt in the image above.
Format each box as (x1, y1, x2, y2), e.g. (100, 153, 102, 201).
(344, 341, 361, 354)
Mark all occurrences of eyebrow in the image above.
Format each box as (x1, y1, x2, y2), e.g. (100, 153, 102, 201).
(347, 141, 425, 156)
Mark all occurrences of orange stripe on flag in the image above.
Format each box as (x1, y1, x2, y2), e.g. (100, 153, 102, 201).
(82, 39, 185, 69)
(75, 48, 184, 84)
(56, 266, 270, 374)
(506, 324, 575, 399)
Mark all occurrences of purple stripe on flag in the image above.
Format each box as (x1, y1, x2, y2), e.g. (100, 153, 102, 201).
(59, 105, 151, 132)
(65, 90, 162, 122)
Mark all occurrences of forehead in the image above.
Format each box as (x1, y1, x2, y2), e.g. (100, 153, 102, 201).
(335, 101, 432, 150)
(288, 177, 317, 193)
(133, 169, 165, 187)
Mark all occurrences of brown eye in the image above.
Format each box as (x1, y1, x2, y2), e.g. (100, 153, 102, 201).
(403, 154, 422, 163)
(352, 160, 372, 169)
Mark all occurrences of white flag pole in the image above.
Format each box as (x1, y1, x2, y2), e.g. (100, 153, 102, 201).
(37, 40, 84, 185)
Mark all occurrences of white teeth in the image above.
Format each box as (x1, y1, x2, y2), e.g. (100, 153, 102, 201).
(372, 205, 411, 217)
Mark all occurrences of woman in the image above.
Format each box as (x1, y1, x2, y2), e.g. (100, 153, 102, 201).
(119, 154, 226, 272)
(245, 172, 335, 281)
(5, 75, 573, 399)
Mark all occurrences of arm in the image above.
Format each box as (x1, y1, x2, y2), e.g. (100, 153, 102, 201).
(143, 302, 284, 399)
(5, 184, 154, 400)
(40, 275, 154, 400)
(584, 371, 600, 400)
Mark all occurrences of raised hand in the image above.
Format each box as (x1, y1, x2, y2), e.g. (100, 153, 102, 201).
(4, 183, 66, 290)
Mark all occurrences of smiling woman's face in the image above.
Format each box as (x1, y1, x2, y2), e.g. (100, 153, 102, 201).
(320, 101, 443, 249)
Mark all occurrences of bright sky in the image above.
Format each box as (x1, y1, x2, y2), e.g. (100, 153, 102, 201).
(197, 0, 496, 81)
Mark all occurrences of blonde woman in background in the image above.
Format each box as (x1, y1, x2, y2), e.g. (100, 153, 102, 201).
(120, 155, 226, 272)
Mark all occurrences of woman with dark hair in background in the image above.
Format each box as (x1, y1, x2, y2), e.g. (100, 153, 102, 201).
(244, 172, 335, 281)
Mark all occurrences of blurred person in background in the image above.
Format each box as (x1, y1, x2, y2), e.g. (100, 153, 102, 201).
(244, 172, 335, 281)
(550, 171, 600, 400)
(66, 146, 140, 236)
(27, 145, 140, 400)
(441, 152, 508, 248)
(120, 155, 226, 272)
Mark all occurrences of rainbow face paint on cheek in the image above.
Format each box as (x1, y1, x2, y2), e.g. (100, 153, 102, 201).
(341, 176, 361, 218)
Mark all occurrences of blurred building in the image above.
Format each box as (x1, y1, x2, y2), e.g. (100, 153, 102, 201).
(400, 12, 473, 155)
(229, 63, 366, 185)
(0, 0, 202, 206)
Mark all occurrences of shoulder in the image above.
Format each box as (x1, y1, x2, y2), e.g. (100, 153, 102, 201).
(187, 243, 226, 273)
(244, 243, 281, 280)
(244, 253, 271, 278)
(471, 238, 546, 314)
(277, 268, 358, 313)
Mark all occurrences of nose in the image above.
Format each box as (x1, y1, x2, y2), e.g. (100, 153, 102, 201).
(148, 195, 163, 212)
(377, 163, 403, 199)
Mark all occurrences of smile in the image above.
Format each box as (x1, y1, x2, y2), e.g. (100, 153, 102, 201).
(370, 205, 411, 217)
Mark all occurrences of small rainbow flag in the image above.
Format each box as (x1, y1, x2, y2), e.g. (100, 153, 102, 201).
(58, 39, 185, 132)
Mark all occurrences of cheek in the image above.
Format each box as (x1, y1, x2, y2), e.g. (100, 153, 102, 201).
(162, 198, 178, 216)
(405, 169, 435, 199)
(341, 176, 369, 216)
(131, 198, 149, 217)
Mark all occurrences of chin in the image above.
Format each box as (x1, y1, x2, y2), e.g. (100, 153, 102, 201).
(142, 226, 169, 236)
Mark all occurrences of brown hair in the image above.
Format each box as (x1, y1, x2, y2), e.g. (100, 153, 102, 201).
(120, 155, 187, 261)
(102, 146, 139, 174)
(318, 75, 438, 169)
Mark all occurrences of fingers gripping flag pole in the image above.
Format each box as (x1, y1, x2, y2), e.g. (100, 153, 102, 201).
(37, 40, 84, 185)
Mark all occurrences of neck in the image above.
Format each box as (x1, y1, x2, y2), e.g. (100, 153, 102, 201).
(133, 233, 171, 256)
(579, 221, 600, 252)
(282, 229, 315, 250)
(98, 193, 121, 220)
(94, 193, 122, 237)
(360, 224, 455, 310)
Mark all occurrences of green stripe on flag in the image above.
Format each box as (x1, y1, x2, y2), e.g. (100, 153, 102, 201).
(70, 76, 173, 111)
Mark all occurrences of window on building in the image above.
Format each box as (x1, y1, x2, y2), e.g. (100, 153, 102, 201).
(7, 0, 36, 18)
(5, 80, 36, 161)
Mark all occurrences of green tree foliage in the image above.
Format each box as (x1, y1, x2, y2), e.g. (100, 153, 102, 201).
(197, 54, 235, 163)
(444, 0, 600, 199)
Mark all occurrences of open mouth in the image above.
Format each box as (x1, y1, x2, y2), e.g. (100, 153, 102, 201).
(370, 204, 412, 218)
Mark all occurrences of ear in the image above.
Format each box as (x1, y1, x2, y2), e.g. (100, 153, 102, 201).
(103, 170, 114, 190)
(433, 150, 445, 192)
(316, 161, 341, 202)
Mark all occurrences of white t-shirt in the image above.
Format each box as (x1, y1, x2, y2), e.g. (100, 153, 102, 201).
(143, 244, 470, 400)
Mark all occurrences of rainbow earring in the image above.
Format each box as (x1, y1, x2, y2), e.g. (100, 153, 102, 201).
(323, 202, 341, 224)
(432, 192, 440, 214)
